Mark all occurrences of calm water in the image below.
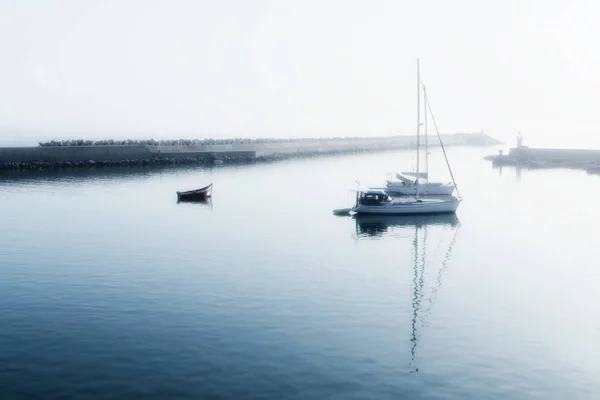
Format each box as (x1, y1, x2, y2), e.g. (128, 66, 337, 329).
(1, 146, 599, 399)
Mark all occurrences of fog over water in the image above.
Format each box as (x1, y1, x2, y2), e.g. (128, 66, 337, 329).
(2, 0, 600, 148)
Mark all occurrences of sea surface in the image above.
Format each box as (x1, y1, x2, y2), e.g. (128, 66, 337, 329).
(1, 146, 599, 399)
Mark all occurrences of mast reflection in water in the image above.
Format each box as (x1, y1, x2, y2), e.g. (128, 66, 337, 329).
(353, 213, 461, 372)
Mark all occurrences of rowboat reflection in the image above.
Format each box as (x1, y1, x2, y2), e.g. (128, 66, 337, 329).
(176, 196, 213, 210)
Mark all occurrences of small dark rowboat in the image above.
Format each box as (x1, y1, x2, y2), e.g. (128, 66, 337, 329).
(176, 183, 213, 201)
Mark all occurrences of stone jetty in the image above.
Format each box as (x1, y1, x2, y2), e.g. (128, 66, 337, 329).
(484, 133, 600, 173)
(1, 132, 500, 171)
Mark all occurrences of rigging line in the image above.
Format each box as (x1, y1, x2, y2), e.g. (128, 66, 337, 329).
(423, 89, 462, 199)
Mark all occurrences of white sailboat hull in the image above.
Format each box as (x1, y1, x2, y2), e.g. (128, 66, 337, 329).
(385, 181, 455, 196)
(352, 197, 461, 215)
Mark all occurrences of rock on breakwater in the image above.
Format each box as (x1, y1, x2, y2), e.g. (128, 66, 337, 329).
(35, 132, 500, 147)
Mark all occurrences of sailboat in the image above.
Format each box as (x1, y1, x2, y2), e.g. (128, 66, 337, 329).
(383, 67, 455, 196)
(350, 59, 462, 216)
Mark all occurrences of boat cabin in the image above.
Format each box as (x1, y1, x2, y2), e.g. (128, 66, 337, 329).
(357, 190, 393, 206)
(387, 172, 428, 187)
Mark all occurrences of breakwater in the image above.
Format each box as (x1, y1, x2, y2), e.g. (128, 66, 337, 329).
(484, 145, 600, 173)
(1, 132, 500, 171)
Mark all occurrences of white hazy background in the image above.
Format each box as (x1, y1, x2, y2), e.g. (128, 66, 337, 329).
(1, 0, 599, 148)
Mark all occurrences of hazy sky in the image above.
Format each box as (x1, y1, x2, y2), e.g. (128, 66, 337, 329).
(1, 0, 599, 147)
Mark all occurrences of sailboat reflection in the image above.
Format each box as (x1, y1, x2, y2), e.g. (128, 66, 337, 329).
(353, 213, 459, 237)
(408, 218, 460, 372)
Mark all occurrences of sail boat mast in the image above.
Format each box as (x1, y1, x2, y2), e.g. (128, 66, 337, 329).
(416, 58, 421, 199)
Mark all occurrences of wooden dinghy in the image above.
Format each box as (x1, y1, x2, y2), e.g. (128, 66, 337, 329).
(176, 183, 213, 201)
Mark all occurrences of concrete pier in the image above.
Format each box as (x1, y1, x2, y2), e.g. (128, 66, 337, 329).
(1, 132, 500, 171)
(484, 134, 600, 172)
